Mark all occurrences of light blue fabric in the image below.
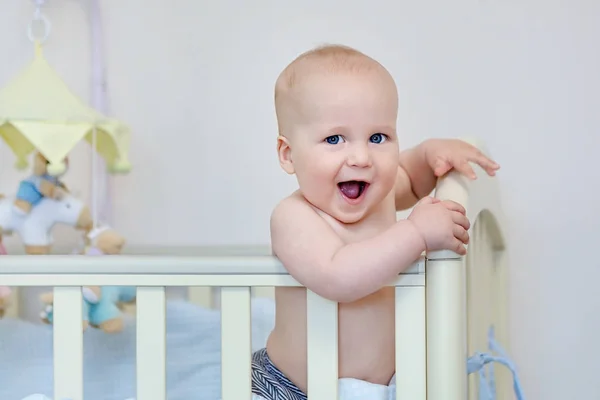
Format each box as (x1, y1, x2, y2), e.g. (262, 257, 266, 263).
(467, 326, 526, 400)
(0, 298, 276, 400)
(16, 180, 43, 205)
(16, 175, 59, 205)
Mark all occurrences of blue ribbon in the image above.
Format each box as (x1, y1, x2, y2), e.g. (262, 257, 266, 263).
(467, 326, 526, 400)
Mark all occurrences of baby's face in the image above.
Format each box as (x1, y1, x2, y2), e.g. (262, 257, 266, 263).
(283, 71, 400, 223)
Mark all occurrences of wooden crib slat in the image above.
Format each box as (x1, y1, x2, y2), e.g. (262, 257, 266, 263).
(306, 290, 338, 399)
(136, 286, 166, 400)
(395, 285, 426, 400)
(467, 221, 484, 399)
(221, 286, 252, 399)
(426, 259, 468, 400)
(53, 286, 84, 400)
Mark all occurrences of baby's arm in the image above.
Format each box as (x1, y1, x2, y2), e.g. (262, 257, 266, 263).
(394, 148, 435, 211)
(270, 195, 426, 303)
(395, 139, 500, 211)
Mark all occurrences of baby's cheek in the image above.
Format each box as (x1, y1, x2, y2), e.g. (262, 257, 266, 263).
(298, 159, 323, 177)
(378, 162, 400, 189)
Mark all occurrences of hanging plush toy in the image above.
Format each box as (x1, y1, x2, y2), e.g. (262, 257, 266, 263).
(82, 225, 126, 255)
(39, 226, 135, 333)
(40, 286, 136, 333)
(13, 151, 69, 216)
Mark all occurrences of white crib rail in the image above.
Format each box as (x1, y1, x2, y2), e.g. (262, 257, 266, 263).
(0, 259, 424, 400)
(0, 142, 507, 400)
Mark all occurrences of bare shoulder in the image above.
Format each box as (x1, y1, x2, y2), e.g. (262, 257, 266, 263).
(269, 191, 344, 283)
(271, 192, 314, 227)
(270, 191, 331, 247)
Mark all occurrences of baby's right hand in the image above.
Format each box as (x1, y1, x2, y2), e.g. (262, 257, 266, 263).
(407, 196, 470, 255)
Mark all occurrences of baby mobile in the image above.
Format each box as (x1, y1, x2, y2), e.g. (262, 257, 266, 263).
(0, 0, 134, 327)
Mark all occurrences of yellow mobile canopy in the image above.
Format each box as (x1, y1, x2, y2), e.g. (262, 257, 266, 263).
(0, 43, 131, 176)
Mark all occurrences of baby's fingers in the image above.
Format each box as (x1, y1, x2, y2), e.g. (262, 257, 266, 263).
(473, 152, 500, 176)
(450, 239, 467, 255)
(451, 212, 470, 230)
(441, 200, 466, 215)
(453, 225, 470, 244)
(454, 159, 477, 180)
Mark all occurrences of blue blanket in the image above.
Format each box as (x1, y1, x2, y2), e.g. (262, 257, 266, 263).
(0, 298, 276, 400)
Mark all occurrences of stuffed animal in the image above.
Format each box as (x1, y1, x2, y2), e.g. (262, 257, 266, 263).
(40, 286, 136, 333)
(82, 225, 126, 255)
(13, 152, 69, 216)
(39, 226, 135, 333)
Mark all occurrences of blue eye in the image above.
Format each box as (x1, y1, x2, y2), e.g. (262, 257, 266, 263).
(325, 135, 343, 144)
(370, 133, 386, 144)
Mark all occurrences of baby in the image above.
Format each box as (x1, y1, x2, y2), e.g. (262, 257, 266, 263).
(251, 44, 499, 400)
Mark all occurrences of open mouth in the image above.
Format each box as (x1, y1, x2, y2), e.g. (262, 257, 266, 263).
(337, 180, 369, 203)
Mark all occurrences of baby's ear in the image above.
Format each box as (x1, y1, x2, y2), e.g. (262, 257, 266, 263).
(276, 135, 295, 175)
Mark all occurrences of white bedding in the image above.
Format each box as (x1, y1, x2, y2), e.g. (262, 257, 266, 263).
(0, 298, 276, 400)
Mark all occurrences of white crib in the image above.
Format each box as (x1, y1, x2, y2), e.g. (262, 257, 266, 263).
(0, 161, 510, 400)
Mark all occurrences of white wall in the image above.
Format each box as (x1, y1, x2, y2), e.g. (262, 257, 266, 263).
(1, 0, 599, 398)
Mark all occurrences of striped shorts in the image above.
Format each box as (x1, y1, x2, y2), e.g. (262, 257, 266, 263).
(251, 348, 306, 400)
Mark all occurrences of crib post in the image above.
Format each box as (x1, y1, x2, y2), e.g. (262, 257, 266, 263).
(53, 286, 84, 400)
(394, 284, 427, 399)
(306, 290, 338, 399)
(220, 286, 252, 399)
(426, 257, 467, 400)
(136, 286, 167, 400)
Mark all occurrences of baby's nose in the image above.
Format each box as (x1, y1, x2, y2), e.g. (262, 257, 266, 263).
(347, 145, 372, 167)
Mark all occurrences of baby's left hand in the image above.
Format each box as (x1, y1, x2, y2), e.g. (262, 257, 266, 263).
(421, 139, 500, 179)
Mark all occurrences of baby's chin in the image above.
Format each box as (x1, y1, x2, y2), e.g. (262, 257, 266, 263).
(308, 200, 370, 225)
(330, 207, 371, 225)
